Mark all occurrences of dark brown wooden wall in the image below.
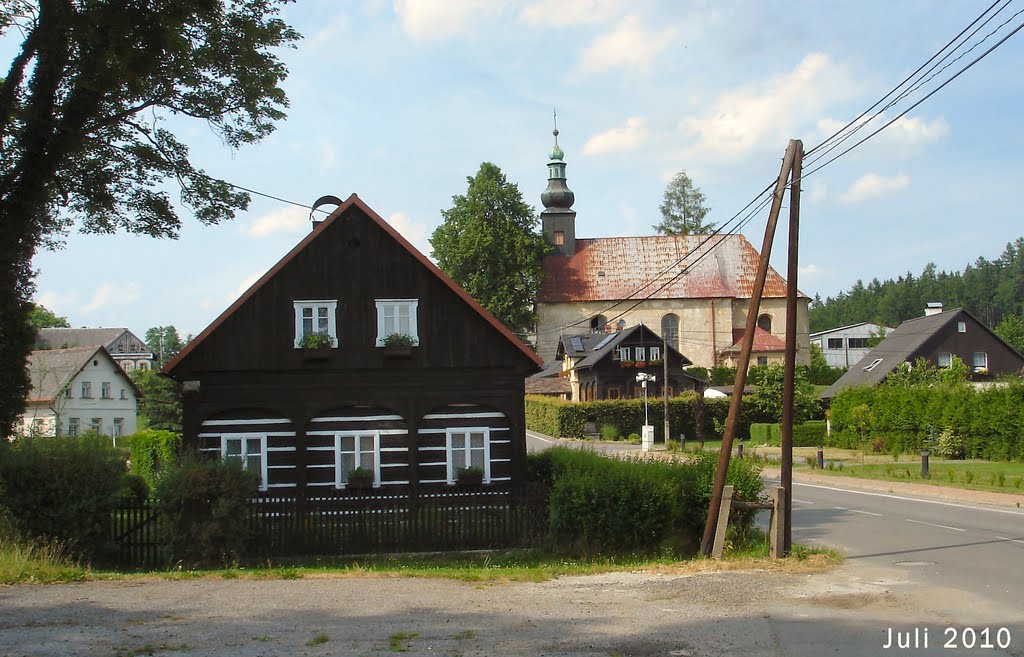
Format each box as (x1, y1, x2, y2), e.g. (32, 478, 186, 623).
(915, 311, 1024, 377)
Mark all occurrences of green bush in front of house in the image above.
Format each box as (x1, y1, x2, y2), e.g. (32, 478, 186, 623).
(527, 447, 764, 555)
(525, 393, 774, 442)
(153, 453, 260, 568)
(0, 434, 131, 561)
(749, 421, 826, 447)
(125, 429, 181, 489)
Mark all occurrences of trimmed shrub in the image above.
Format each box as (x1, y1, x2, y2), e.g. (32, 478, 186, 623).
(599, 424, 620, 441)
(0, 434, 129, 561)
(125, 429, 181, 488)
(527, 448, 764, 555)
(749, 423, 780, 445)
(792, 420, 827, 447)
(154, 453, 260, 568)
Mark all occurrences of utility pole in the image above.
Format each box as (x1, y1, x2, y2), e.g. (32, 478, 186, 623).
(700, 140, 799, 557)
(781, 142, 803, 555)
(663, 331, 670, 446)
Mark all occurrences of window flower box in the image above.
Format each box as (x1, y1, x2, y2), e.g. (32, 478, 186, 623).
(456, 466, 484, 486)
(382, 333, 416, 357)
(299, 331, 335, 360)
(345, 467, 375, 489)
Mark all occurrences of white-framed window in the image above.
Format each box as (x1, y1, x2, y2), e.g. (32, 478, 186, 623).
(957, 321, 967, 333)
(617, 347, 631, 361)
(122, 361, 134, 372)
(937, 352, 952, 368)
(634, 346, 646, 361)
(446, 428, 490, 485)
(973, 352, 988, 370)
(68, 417, 79, 436)
(90, 417, 102, 432)
(81, 381, 92, 398)
(120, 388, 127, 400)
(335, 431, 380, 488)
(223, 435, 268, 491)
(375, 299, 419, 346)
(138, 361, 151, 371)
(112, 418, 124, 438)
(293, 300, 339, 348)
(101, 382, 112, 399)
(649, 346, 662, 361)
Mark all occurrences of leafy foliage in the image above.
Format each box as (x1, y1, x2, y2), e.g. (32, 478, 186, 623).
(26, 303, 69, 330)
(528, 447, 764, 555)
(747, 364, 820, 423)
(809, 238, 1024, 332)
(154, 453, 260, 568)
(0, 0, 300, 437)
(129, 369, 182, 432)
(653, 170, 715, 235)
(125, 429, 181, 488)
(0, 434, 130, 560)
(145, 325, 186, 365)
(994, 314, 1024, 355)
(430, 162, 548, 335)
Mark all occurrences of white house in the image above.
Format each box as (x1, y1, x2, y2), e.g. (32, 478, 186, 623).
(18, 346, 140, 439)
(36, 327, 155, 373)
(809, 322, 889, 369)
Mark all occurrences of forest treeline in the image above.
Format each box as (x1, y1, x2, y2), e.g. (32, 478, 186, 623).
(809, 237, 1024, 333)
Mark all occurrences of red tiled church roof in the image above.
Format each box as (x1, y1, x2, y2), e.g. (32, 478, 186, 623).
(539, 234, 800, 303)
(725, 327, 788, 353)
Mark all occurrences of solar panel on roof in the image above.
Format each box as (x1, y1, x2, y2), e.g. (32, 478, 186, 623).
(593, 334, 616, 351)
(571, 337, 585, 352)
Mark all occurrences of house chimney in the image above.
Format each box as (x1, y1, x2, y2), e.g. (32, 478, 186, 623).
(925, 302, 944, 317)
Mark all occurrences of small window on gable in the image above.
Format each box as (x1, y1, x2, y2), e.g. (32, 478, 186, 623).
(375, 299, 419, 346)
(937, 353, 952, 368)
(294, 300, 338, 348)
(634, 346, 646, 362)
(864, 358, 884, 372)
(649, 346, 662, 361)
(957, 321, 967, 333)
(618, 347, 631, 362)
(81, 381, 92, 398)
(973, 352, 988, 370)
(553, 230, 565, 246)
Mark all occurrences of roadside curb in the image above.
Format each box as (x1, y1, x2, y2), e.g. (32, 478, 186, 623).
(760, 467, 1024, 509)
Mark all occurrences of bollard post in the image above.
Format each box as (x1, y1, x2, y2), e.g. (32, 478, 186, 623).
(737, 442, 744, 459)
(680, 433, 686, 451)
(817, 447, 824, 470)
(921, 449, 930, 479)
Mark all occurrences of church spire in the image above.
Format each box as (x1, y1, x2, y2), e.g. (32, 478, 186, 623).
(541, 109, 577, 256)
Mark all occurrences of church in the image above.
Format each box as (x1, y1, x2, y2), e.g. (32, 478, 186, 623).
(533, 128, 810, 371)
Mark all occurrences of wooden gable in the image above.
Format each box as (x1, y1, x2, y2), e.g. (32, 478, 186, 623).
(166, 195, 541, 378)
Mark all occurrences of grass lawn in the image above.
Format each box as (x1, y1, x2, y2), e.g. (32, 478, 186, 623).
(747, 445, 1024, 495)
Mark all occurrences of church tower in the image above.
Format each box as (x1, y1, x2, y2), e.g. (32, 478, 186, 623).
(540, 115, 576, 256)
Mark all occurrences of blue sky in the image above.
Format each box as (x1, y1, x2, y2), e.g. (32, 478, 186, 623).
(14, 0, 1024, 339)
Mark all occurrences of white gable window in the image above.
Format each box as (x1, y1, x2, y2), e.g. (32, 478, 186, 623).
(335, 431, 380, 488)
(223, 435, 268, 491)
(375, 299, 419, 346)
(617, 347, 630, 361)
(937, 352, 952, 368)
(649, 346, 662, 361)
(293, 300, 338, 348)
(446, 428, 490, 485)
(973, 352, 988, 371)
(634, 346, 646, 362)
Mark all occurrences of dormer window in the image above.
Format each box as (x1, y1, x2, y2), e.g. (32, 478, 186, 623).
(375, 299, 419, 347)
(293, 300, 338, 348)
(618, 347, 630, 361)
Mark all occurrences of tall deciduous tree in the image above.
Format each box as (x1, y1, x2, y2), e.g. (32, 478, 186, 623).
(430, 162, 548, 336)
(0, 1, 300, 435)
(653, 170, 715, 235)
(994, 314, 1024, 355)
(27, 303, 70, 330)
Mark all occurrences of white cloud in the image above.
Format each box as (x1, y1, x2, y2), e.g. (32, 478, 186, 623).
(242, 206, 309, 238)
(816, 113, 949, 148)
(387, 211, 431, 256)
(394, 0, 509, 42)
(677, 53, 860, 162)
(839, 172, 909, 204)
(799, 264, 821, 276)
(225, 272, 264, 304)
(311, 11, 350, 44)
(579, 14, 675, 74)
(582, 116, 648, 156)
(520, 0, 624, 27)
(807, 181, 827, 204)
(83, 282, 141, 313)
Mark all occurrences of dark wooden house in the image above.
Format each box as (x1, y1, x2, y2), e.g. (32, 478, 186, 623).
(821, 305, 1024, 399)
(163, 194, 542, 493)
(553, 325, 706, 402)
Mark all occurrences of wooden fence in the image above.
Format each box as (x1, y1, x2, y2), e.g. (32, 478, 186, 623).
(110, 484, 550, 568)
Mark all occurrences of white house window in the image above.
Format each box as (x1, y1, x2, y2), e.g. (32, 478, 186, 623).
(335, 431, 380, 488)
(957, 321, 967, 333)
(973, 352, 988, 370)
(618, 347, 631, 361)
(113, 418, 124, 437)
(68, 417, 79, 436)
(101, 382, 112, 399)
(937, 352, 952, 368)
(223, 435, 268, 490)
(90, 417, 102, 432)
(827, 338, 843, 349)
(81, 381, 92, 398)
(138, 361, 150, 371)
(649, 346, 662, 361)
(123, 362, 134, 372)
(293, 300, 338, 348)
(446, 428, 489, 485)
(634, 346, 646, 361)
(375, 299, 419, 346)
(120, 389, 127, 400)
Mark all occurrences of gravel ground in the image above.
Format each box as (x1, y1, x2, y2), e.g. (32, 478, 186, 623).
(2, 562, 1021, 657)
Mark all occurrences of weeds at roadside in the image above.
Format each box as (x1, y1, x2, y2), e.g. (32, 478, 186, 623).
(305, 633, 329, 646)
(390, 631, 419, 652)
(112, 643, 190, 657)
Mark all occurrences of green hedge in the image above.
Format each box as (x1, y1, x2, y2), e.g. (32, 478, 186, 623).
(749, 423, 780, 445)
(526, 393, 773, 442)
(527, 447, 764, 555)
(829, 380, 1024, 460)
(125, 429, 181, 488)
(748, 421, 826, 447)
